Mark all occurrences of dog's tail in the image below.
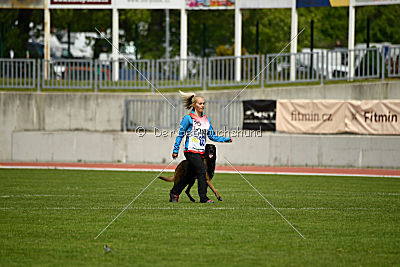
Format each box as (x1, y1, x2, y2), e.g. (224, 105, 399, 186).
(158, 176, 174, 182)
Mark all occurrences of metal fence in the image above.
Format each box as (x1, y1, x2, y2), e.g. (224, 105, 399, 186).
(325, 47, 381, 81)
(352, 47, 380, 80)
(155, 57, 203, 89)
(124, 99, 242, 131)
(1, 46, 399, 91)
(266, 52, 320, 84)
(386, 46, 400, 78)
(97, 59, 150, 90)
(325, 49, 349, 81)
(0, 59, 36, 88)
(41, 59, 93, 89)
(208, 55, 260, 87)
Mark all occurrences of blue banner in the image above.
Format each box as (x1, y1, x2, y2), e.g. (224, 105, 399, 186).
(297, 0, 331, 7)
(297, 0, 349, 7)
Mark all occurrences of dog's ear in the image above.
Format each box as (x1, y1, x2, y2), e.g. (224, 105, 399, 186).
(212, 145, 216, 160)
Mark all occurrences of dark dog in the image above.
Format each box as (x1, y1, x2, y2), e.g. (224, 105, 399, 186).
(159, 144, 222, 202)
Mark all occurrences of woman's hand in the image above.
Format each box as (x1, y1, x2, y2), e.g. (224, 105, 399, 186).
(172, 153, 178, 159)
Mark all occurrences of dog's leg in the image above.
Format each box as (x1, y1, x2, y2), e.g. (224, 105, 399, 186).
(204, 158, 222, 201)
(206, 180, 222, 201)
(185, 179, 196, 202)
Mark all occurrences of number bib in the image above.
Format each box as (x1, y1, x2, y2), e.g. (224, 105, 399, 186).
(186, 113, 209, 153)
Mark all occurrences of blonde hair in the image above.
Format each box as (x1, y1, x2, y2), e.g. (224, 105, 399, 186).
(179, 90, 204, 110)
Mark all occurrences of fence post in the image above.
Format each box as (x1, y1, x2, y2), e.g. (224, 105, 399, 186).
(203, 57, 207, 91)
(326, 51, 329, 82)
(348, 49, 354, 81)
(320, 52, 324, 85)
(32, 59, 35, 90)
(94, 59, 98, 92)
(208, 58, 211, 89)
(266, 55, 269, 85)
(261, 54, 265, 89)
(151, 59, 155, 93)
(37, 59, 41, 93)
(381, 47, 385, 82)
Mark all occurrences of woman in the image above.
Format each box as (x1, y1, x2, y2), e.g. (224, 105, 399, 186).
(170, 91, 232, 203)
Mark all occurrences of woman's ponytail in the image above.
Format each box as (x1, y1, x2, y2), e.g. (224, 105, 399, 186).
(179, 90, 197, 110)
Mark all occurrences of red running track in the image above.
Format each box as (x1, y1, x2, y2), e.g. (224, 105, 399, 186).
(0, 162, 399, 178)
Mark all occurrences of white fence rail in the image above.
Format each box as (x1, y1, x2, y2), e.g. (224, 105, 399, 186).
(0, 46, 399, 91)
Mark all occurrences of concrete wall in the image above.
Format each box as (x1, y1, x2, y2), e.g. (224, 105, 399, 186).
(1, 80, 400, 167)
(0, 92, 127, 161)
(242, 81, 400, 100)
(11, 131, 400, 168)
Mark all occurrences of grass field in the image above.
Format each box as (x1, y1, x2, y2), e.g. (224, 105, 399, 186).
(0, 169, 399, 266)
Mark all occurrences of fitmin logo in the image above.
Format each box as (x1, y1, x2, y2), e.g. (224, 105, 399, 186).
(364, 111, 398, 123)
(290, 110, 333, 122)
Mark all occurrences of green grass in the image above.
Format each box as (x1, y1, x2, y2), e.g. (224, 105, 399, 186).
(0, 169, 399, 266)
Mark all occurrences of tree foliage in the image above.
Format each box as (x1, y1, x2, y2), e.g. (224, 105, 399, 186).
(0, 5, 399, 59)
(188, 10, 234, 57)
(0, 9, 20, 57)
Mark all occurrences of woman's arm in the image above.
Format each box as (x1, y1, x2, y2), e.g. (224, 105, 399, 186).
(172, 115, 192, 156)
(207, 118, 232, 143)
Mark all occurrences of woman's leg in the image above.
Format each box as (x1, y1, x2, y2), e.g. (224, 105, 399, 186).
(170, 174, 189, 198)
(185, 152, 209, 202)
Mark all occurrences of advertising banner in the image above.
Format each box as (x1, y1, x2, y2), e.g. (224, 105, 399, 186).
(49, 0, 112, 8)
(277, 100, 400, 135)
(296, 0, 399, 7)
(354, 0, 400, 6)
(243, 100, 276, 131)
(118, 0, 184, 9)
(186, 0, 234, 9)
(346, 100, 400, 135)
(0, 0, 44, 9)
(50, 0, 110, 4)
(297, 0, 349, 7)
(276, 100, 346, 133)
(240, 0, 291, 9)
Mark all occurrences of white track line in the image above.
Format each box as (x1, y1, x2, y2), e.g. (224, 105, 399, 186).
(1, 191, 397, 199)
(0, 207, 387, 211)
(1, 166, 399, 178)
(224, 157, 306, 239)
(0, 194, 80, 198)
(216, 170, 400, 178)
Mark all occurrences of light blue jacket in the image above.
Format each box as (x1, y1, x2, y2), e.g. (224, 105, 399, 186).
(173, 110, 230, 154)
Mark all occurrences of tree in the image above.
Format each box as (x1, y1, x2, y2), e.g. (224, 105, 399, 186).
(297, 7, 348, 49)
(243, 9, 292, 54)
(1, 5, 400, 59)
(355, 5, 400, 45)
(188, 10, 235, 57)
(0, 10, 21, 58)
(120, 9, 152, 58)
